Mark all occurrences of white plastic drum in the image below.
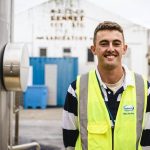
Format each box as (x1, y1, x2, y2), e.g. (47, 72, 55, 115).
(3, 43, 29, 91)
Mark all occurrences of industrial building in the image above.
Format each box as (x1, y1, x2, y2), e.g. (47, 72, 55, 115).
(14, 0, 149, 76)
(14, 0, 150, 108)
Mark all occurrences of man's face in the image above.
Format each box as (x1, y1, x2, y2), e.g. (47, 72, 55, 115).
(91, 30, 127, 70)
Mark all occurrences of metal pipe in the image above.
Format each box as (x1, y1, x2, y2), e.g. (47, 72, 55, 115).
(0, 1, 11, 149)
(8, 142, 40, 150)
(14, 108, 19, 145)
(14, 92, 21, 145)
(10, 0, 14, 42)
(9, 91, 15, 149)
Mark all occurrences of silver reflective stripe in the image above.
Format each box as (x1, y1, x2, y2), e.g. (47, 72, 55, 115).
(142, 146, 150, 150)
(135, 73, 145, 150)
(79, 73, 88, 150)
(66, 146, 75, 150)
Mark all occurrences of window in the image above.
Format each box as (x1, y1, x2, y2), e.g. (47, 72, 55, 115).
(63, 48, 71, 53)
(63, 47, 71, 57)
(87, 48, 94, 62)
(40, 48, 47, 57)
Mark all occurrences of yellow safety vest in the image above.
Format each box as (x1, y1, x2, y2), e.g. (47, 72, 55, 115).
(75, 70, 147, 150)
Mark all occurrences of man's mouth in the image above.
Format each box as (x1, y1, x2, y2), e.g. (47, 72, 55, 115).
(104, 54, 117, 58)
(105, 55, 115, 59)
(104, 52, 118, 58)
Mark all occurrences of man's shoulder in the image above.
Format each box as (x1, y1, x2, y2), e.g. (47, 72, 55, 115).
(70, 80, 77, 90)
(70, 70, 96, 89)
(133, 72, 150, 87)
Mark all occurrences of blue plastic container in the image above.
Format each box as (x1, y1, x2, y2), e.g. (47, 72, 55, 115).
(24, 85, 48, 109)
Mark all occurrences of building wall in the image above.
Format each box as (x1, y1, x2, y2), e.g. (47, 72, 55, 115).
(14, 0, 148, 76)
(125, 26, 148, 76)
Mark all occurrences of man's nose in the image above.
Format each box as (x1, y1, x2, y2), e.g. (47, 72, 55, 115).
(107, 43, 115, 51)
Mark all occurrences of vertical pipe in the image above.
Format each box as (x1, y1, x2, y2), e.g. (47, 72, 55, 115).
(10, 0, 14, 42)
(14, 92, 21, 145)
(9, 92, 15, 149)
(9, 0, 15, 149)
(0, 0, 11, 149)
(0, 92, 10, 150)
(9, 0, 15, 147)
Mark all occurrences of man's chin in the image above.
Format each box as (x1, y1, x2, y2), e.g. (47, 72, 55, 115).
(104, 63, 117, 70)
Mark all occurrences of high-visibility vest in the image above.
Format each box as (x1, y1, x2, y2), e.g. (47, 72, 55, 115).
(75, 70, 147, 150)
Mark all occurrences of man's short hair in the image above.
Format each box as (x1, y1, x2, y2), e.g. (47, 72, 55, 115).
(93, 21, 124, 44)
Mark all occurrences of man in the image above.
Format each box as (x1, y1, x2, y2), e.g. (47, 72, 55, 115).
(62, 21, 150, 150)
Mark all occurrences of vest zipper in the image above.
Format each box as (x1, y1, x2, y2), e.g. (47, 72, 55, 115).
(112, 126, 114, 150)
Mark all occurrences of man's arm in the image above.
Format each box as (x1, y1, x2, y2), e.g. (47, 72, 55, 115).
(62, 80, 79, 149)
(140, 81, 150, 147)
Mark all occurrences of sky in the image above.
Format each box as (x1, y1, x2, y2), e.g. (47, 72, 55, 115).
(15, 0, 150, 28)
(87, 0, 150, 28)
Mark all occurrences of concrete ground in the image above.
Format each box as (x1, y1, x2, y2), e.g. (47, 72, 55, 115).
(16, 107, 65, 150)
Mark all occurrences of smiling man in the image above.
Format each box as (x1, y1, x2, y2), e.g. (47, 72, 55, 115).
(62, 21, 150, 150)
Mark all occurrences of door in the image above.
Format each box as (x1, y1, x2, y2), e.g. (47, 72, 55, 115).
(45, 64, 57, 106)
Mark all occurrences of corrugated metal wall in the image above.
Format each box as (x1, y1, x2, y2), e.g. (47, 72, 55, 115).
(30, 57, 78, 106)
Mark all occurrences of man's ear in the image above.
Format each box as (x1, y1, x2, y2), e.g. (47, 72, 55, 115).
(123, 44, 128, 55)
(90, 45, 96, 55)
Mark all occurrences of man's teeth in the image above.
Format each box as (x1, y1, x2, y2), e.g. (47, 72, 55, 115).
(106, 55, 115, 58)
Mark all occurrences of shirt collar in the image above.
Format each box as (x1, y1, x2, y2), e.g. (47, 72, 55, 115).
(95, 65, 134, 90)
(95, 68, 107, 89)
(123, 65, 134, 88)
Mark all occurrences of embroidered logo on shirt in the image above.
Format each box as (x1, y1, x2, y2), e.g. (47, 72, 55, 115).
(123, 105, 134, 115)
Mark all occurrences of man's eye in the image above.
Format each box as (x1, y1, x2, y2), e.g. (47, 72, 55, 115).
(113, 42, 121, 46)
(100, 42, 108, 46)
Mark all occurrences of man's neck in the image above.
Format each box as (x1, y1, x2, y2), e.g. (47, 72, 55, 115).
(98, 66, 124, 84)
(105, 73, 125, 93)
